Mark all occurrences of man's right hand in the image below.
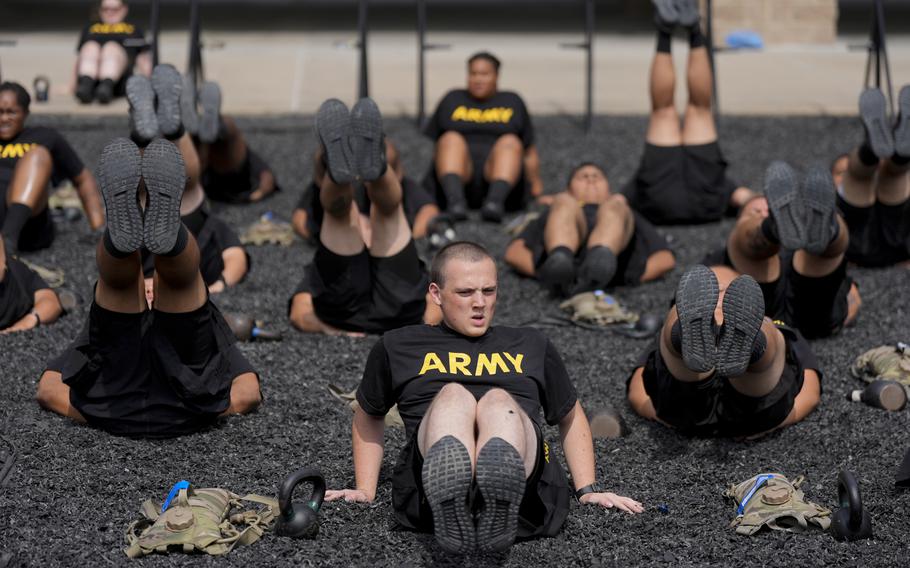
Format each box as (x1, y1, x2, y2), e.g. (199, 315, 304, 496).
(325, 489, 373, 503)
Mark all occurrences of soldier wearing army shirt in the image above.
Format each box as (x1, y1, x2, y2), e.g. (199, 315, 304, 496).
(326, 241, 642, 555)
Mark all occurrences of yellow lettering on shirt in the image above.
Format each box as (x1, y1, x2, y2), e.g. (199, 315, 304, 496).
(0, 143, 32, 159)
(449, 105, 515, 125)
(503, 352, 524, 374)
(89, 23, 135, 35)
(448, 352, 473, 376)
(474, 352, 509, 376)
(418, 353, 447, 375)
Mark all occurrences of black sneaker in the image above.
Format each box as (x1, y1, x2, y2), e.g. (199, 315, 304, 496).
(715, 274, 765, 377)
(422, 436, 475, 554)
(802, 164, 838, 256)
(572, 245, 617, 294)
(859, 88, 895, 160)
(674, 264, 718, 373)
(75, 75, 96, 104)
(652, 0, 679, 33)
(350, 98, 387, 182)
(314, 99, 356, 185)
(894, 85, 910, 159)
(140, 139, 186, 255)
(151, 64, 184, 139)
(180, 74, 200, 136)
(475, 437, 525, 553)
(126, 75, 159, 144)
(95, 78, 115, 105)
(763, 161, 805, 251)
(480, 199, 504, 223)
(537, 247, 576, 296)
(97, 138, 143, 254)
(445, 195, 468, 222)
(675, 0, 700, 29)
(198, 81, 222, 144)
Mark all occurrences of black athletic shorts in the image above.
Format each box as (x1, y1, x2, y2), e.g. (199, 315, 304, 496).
(45, 298, 256, 438)
(703, 247, 852, 339)
(12, 206, 55, 252)
(836, 194, 910, 267)
(422, 141, 529, 212)
(202, 148, 276, 204)
(625, 142, 738, 225)
(635, 325, 818, 438)
(391, 421, 571, 540)
(290, 240, 428, 334)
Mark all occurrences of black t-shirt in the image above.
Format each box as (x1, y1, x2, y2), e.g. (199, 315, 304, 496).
(515, 203, 671, 286)
(77, 21, 148, 58)
(0, 127, 85, 196)
(356, 323, 578, 438)
(423, 89, 534, 150)
(0, 257, 50, 329)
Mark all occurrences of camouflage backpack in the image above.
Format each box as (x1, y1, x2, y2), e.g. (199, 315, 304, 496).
(241, 212, 295, 246)
(559, 290, 638, 327)
(125, 481, 278, 558)
(851, 343, 910, 387)
(724, 473, 831, 535)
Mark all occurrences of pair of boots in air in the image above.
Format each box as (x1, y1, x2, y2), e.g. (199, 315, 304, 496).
(859, 85, 910, 165)
(127, 64, 222, 145)
(315, 98, 388, 187)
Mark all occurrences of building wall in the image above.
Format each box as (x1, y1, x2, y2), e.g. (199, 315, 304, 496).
(703, 0, 839, 45)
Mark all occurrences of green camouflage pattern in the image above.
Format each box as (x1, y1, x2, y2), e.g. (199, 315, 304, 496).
(724, 473, 831, 536)
(241, 214, 295, 246)
(851, 343, 910, 387)
(19, 259, 65, 288)
(328, 383, 404, 428)
(48, 184, 83, 212)
(125, 486, 278, 558)
(560, 290, 638, 327)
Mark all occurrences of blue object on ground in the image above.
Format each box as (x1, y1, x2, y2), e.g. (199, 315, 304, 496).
(725, 30, 764, 50)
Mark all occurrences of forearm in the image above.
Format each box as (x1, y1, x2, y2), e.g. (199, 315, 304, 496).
(558, 401, 596, 490)
(352, 407, 386, 500)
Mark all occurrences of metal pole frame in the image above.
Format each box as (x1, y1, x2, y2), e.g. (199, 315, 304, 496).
(706, 0, 718, 121)
(559, 0, 595, 133)
(864, 0, 894, 116)
(187, 0, 204, 89)
(358, 0, 369, 99)
(416, 0, 451, 128)
(149, 0, 160, 67)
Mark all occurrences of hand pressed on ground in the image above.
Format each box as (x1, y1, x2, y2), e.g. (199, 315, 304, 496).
(579, 492, 644, 514)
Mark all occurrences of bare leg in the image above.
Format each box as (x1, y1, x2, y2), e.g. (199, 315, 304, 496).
(646, 52, 682, 146)
(840, 149, 878, 207)
(875, 159, 910, 205)
(98, 41, 129, 81)
(76, 41, 102, 79)
(94, 240, 145, 314)
(544, 193, 587, 253)
(219, 372, 262, 416)
(417, 383, 478, 465)
(681, 46, 717, 145)
(152, 230, 206, 313)
(36, 371, 87, 422)
(365, 167, 410, 258)
(475, 389, 538, 477)
(5, 145, 52, 214)
(482, 134, 523, 186)
(587, 194, 635, 254)
(726, 319, 786, 397)
(175, 134, 204, 215)
(202, 116, 248, 173)
(725, 198, 781, 283)
(434, 131, 473, 181)
(411, 204, 440, 239)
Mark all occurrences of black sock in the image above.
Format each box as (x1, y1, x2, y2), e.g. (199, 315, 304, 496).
(159, 224, 188, 257)
(657, 30, 672, 54)
(892, 154, 910, 166)
(1, 203, 32, 250)
(689, 27, 706, 49)
(548, 245, 574, 260)
(858, 142, 879, 166)
(486, 179, 512, 206)
(440, 173, 465, 205)
(759, 216, 779, 244)
(748, 331, 767, 365)
(102, 228, 133, 258)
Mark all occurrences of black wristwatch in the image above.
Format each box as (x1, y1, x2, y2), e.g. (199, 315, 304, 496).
(575, 482, 603, 501)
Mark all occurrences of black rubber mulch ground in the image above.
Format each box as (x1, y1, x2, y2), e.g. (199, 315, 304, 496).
(1, 114, 908, 567)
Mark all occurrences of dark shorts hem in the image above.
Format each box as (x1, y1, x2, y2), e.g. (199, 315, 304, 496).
(17, 206, 55, 252)
(837, 194, 910, 267)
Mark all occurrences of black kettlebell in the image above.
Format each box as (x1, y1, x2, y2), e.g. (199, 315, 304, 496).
(275, 467, 325, 539)
(33, 76, 50, 102)
(831, 470, 872, 541)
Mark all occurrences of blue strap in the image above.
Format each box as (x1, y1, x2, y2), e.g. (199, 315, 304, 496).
(161, 480, 191, 513)
(736, 474, 774, 516)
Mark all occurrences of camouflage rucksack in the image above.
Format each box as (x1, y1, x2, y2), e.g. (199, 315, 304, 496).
(724, 473, 831, 535)
(851, 343, 910, 387)
(125, 481, 278, 558)
(559, 290, 638, 327)
(241, 212, 295, 246)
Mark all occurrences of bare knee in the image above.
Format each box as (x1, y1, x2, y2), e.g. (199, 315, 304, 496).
(36, 371, 62, 410)
(476, 387, 519, 411)
(551, 191, 579, 210)
(598, 194, 630, 216)
(493, 134, 522, 154)
(438, 130, 468, 149)
(99, 41, 126, 58)
(79, 41, 101, 58)
(227, 373, 261, 415)
(436, 382, 475, 404)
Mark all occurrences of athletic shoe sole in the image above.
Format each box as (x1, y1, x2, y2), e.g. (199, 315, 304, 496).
(859, 88, 894, 160)
(198, 81, 222, 144)
(422, 436, 475, 555)
(537, 249, 576, 296)
(802, 164, 838, 256)
(475, 437, 525, 553)
(315, 99, 355, 185)
(180, 74, 199, 136)
(652, 0, 678, 33)
(675, 264, 718, 373)
(894, 85, 910, 159)
(126, 75, 158, 143)
(97, 138, 143, 254)
(716, 275, 765, 377)
(764, 161, 804, 251)
(141, 139, 186, 254)
(350, 97, 387, 182)
(151, 64, 183, 138)
(674, 0, 700, 29)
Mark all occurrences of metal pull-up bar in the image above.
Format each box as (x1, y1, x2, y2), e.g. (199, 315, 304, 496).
(187, 0, 204, 87)
(149, 0, 160, 66)
(416, 0, 451, 127)
(358, 0, 369, 99)
(864, 0, 894, 115)
(559, 0, 595, 133)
